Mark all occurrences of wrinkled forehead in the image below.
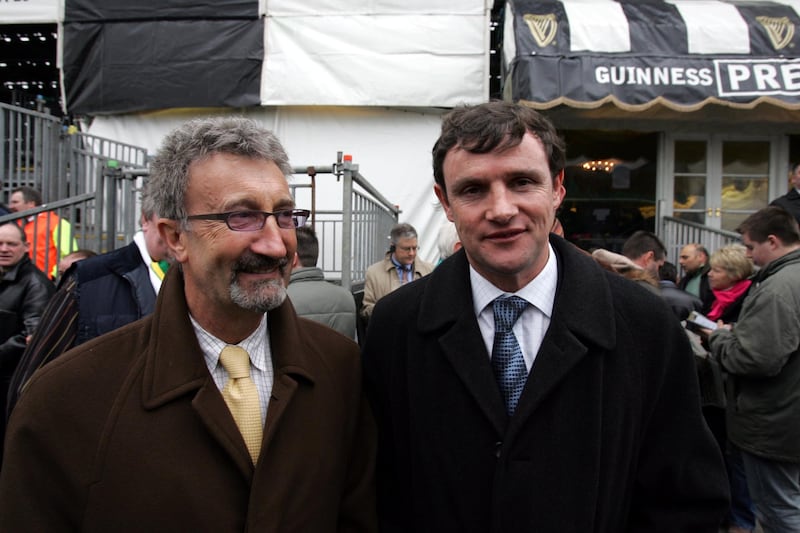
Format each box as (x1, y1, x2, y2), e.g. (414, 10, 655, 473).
(186, 154, 291, 207)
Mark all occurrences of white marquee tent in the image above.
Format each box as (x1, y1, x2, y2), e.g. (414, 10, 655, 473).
(3, 0, 492, 262)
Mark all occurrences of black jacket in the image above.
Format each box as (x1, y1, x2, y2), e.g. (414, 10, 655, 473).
(363, 236, 728, 532)
(72, 241, 155, 345)
(7, 242, 155, 419)
(0, 255, 54, 463)
(659, 280, 703, 321)
(679, 264, 714, 313)
(0, 255, 54, 368)
(770, 188, 800, 225)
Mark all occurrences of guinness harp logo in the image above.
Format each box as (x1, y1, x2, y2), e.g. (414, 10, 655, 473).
(756, 16, 794, 50)
(524, 14, 557, 48)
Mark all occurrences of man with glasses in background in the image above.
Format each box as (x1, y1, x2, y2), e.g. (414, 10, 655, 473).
(361, 222, 433, 320)
(0, 117, 377, 532)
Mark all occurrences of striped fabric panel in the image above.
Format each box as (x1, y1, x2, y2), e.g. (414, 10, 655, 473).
(513, 0, 800, 57)
(563, 0, 630, 53)
(668, 0, 751, 54)
(507, 0, 800, 108)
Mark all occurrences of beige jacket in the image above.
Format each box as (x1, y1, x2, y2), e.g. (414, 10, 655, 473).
(360, 255, 433, 319)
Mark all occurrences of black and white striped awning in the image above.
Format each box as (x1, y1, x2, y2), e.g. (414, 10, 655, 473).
(504, 0, 800, 111)
(3, 0, 487, 115)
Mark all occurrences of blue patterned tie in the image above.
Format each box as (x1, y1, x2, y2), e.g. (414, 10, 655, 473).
(491, 296, 528, 416)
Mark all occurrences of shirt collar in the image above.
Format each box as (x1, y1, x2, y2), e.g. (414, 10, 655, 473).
(191, 313, 269, 374)
(470, 242, 558, 318)
(133, 231, 153, 263)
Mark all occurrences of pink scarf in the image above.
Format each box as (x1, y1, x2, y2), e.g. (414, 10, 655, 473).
(708, 279, 751, 321)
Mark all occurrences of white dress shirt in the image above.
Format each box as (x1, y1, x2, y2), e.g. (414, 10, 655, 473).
(133, 231, 163, 294)
(471, 243, 558, 373)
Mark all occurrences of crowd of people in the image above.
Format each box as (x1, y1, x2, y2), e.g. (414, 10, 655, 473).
(588, 206, 800, 533)
(0, 102, 798, 532)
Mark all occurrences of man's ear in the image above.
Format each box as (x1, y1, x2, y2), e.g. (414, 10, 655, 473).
(292, 252, 300, 269)
(634, 250, 654, 270)
(157, 218, 188, 264)
(767, 234, 783, 251)
(552, 169, 566, 208)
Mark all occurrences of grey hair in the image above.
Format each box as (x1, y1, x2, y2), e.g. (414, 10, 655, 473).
(389, 223, 418, 246)
(140, 180, 158, 221)
(148, 116, 293, 223)
(436, 221, 459, 260)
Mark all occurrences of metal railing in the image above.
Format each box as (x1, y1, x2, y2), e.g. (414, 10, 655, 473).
(661, 216, 742, 265)
(2, 103, 398, 287)
(291, 153, 399, 289)
(1, 103, 150, 278)
(0, 166, 147, 277)
(1, 103, 60, 196)
(1, 102, 148, 206)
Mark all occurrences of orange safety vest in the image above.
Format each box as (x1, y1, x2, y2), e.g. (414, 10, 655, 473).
(22, 212, 76, 277)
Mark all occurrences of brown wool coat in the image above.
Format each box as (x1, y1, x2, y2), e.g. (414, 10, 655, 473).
(0, 267, 377, 532)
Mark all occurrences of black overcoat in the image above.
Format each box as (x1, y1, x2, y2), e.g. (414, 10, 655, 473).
(363, 235, 728, 533)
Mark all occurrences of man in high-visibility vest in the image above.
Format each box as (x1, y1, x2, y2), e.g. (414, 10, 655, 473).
(8, 186, 77, 278)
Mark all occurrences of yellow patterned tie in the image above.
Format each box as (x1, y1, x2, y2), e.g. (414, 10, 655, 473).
(219, 345, 263, 464)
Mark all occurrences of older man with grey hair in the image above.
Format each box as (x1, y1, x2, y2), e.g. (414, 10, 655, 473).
(361, 222, 434, 319)
(0, 117, 377, 532)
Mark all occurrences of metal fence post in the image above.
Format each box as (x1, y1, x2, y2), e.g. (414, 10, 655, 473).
(104, 161, 119, 252)
(340, 152, 354, 291)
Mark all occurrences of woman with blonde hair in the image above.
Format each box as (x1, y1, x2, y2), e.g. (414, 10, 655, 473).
(707, 244, 753, 323)
(706, 243, 756, 533)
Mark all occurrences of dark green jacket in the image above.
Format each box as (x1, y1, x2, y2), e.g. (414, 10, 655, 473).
(710, 248, 800, 463)
(287, 267, 356, 340)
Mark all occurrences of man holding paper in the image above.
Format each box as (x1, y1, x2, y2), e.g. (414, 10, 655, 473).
(708, 206, 800, 533)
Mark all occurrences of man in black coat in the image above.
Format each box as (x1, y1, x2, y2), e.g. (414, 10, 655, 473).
(363, 102, 729, 532)
(770, 161, 800, 225)
(659, 261, 703, 321)
(0, 221, 54, 461)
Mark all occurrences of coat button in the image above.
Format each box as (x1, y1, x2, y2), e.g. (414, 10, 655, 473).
(495, 441, 502, 458)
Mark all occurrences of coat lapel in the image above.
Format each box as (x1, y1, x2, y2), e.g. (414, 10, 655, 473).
(140, 267, 253, 478)
(510, 238, 616, 429)
(261, 299, 316, 454)
(140, 268, 322, 478)
(418, 252, 508, 434)
(438, 310, 508, 435)
(419, 238, 617, 436)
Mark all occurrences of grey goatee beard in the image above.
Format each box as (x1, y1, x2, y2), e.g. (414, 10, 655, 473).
(229, 252, 289, 313)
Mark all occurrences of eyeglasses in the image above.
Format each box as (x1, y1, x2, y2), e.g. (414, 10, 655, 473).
(186, 209, 310, 231)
